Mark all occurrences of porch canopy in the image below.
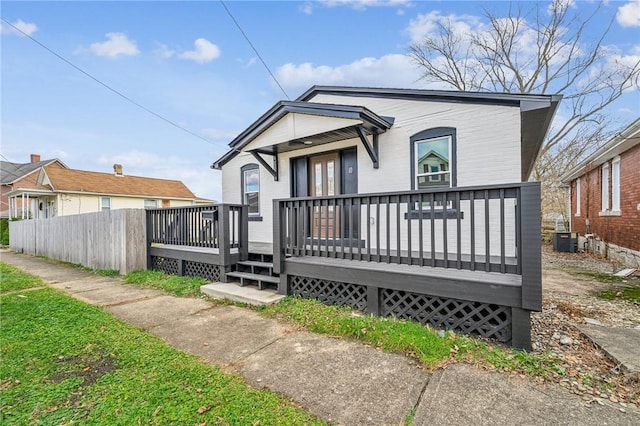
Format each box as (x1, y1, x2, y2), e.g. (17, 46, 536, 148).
(212, 101, 394, 179)
(5, 187, 54, 219)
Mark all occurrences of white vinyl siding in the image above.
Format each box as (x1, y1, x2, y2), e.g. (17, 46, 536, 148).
(244, 113, 359, 151)
(221, 96, 522, 244)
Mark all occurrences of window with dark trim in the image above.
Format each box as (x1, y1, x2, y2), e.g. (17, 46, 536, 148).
(410, 127, 457, 189)
(408, 127, 459, 219)
(241, 163, 261, 219)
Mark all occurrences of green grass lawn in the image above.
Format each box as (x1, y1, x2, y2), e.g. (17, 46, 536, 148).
(122, 270, 564, 379)
(0, 263, 43, 294)
(597, 285, 640, 302)
(258, 297, 562, 378)
(125, 270, 208, 297)
(0, 265, 323, 425)
(558, 267, 640, 303)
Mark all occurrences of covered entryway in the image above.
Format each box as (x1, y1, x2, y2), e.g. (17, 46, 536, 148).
(291, 148, 359, 241)
(309, 152, 340, 238)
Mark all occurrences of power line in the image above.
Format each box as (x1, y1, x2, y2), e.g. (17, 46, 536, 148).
(0, 17, 215, 145)
(219, 0, 290, 100)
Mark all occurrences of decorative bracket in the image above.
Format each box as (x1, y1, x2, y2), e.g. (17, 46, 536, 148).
(250, 150, 278, 181)
(356, 125, 379, 169)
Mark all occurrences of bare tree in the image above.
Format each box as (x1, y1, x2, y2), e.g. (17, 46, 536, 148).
(408, 0, 640, 215)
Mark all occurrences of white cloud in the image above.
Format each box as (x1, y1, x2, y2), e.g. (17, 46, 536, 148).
(301, 0, 413, 14)
(0, 19, 38, 36)
(617, 1, 640, 27)
(276, 53, 447, 94)
(178, 38, 221, 64)
(547, 0, 576, 16)
(300, 2, 314, 15)
(90, 32, 139, 58)
(406, 11, 482, 44)
(236, 57, 257, 68)
(154, 43, 175, 59)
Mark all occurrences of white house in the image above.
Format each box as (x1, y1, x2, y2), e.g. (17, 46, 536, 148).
(213, 86, 560, 248)
(147, 85, 562, 350)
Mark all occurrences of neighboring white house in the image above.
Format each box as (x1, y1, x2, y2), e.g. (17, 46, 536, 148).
(212, 86, 561, 247)
(7, 164, 211, 219)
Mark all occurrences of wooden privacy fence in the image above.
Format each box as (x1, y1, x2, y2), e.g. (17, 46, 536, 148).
(9, 209, 147, 274)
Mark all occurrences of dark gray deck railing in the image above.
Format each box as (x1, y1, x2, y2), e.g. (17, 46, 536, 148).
(146, 203, 249, 264)
(274, 182, 541, 310)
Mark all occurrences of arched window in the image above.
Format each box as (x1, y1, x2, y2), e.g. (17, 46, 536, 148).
(410, 127, 457, 190)
(241, 163, 260, 216)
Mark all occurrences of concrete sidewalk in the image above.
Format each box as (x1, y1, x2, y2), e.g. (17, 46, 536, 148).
(2, 251, 639, 426)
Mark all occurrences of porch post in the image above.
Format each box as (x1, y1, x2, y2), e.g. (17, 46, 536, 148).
(511, 308, 532, 351)
(519, 183, 542, 311)
(366, 286, 380, 316)
(273, 199, 284, 275)
(240, 204, 249, 261)
(218, 204, 231, 267)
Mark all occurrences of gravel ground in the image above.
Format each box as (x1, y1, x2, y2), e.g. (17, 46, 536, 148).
(532, 244, 640, 409)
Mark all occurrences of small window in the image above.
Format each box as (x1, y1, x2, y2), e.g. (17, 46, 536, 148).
(242, 164, 260, 215)
(601, 163, 609, 212)
(144, 199, 158, 208)
(409, 128, 457, 217)
(415, 136, 451, 189)
(611, 157, 620, 211)
(575, 178, 581, 216)
(101, 197, 111, 211)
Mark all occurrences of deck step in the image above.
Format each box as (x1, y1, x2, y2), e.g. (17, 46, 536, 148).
(226, 271, 279, 289)
(236, 260, 273, 268)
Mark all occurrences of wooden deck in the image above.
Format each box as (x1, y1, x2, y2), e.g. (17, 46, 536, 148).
(146, 184, 541, 350)
(283, 256, 522, 307)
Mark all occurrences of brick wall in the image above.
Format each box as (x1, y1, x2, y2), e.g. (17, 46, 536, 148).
(570, 143, 640, 252)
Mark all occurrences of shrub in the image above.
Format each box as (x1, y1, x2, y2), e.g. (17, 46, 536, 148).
(0, 219, 9, 246)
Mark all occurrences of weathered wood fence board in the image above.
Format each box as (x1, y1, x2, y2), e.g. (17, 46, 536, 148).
(8, 209, 147, 274)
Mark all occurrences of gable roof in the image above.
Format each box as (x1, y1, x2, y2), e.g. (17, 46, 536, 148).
(299, 86, 561, 181)
(297, 85, 560, 105)
(0, 158, 65, 185)
(40, 166, 197, 199)
(211, 101, 394, 169)
(561, 117, 640, 184)
(212, 86, 561, 180)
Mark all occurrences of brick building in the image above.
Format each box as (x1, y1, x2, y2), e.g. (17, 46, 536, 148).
(561, 118, 640, 268)
(0, 154, 67, 219)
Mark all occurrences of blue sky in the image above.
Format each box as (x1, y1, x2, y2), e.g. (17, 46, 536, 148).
(2, 0, 639, 201)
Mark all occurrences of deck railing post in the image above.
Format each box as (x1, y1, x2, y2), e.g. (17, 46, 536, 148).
(273, 199, 284, 276)
(240, 205, 249, 261)
(366, 286, 380, 316)
(519, 183, 542, 312)
(218, 204, 231, 267)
